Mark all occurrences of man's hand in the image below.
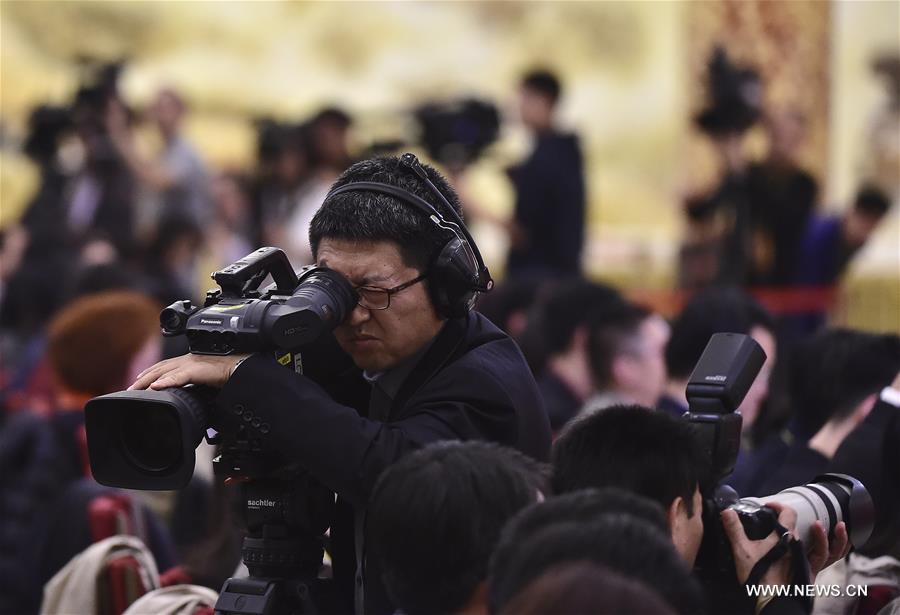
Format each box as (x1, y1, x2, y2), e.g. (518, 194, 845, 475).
(806, 521, 850, 579)
(128, 353, 248, 391)
(721, 501, 797, 586)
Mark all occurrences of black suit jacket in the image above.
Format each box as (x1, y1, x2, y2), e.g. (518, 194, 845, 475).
(507, 132, 585, 277)
(215, 311, 551, 612)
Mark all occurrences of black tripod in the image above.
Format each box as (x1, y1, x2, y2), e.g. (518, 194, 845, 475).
(212, 450, 334, 614)
(215, 531, 321, 614)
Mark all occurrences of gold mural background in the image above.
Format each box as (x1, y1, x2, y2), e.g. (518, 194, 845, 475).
(1, 1, 897, 330)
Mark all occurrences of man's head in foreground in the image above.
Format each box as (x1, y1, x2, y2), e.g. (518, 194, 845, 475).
(488, 489, 703, 615)
(309, 156, 465, 372)
(367, 441, 549, 615)
(553, 405, 707, 566)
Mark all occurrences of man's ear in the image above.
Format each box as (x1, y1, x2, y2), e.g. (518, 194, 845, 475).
(667, 496, 686, 535)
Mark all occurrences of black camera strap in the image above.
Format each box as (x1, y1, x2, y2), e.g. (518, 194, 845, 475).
(744, 521, 813, 611)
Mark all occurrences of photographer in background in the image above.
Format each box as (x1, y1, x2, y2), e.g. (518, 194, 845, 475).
(552, 405, 848, 614)
(758, 329, 900, 496)
(128, 155, 552, 613)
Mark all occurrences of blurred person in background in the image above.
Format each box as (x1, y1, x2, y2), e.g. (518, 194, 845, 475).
(505, 69, 585, 278)
(579, 303, 670, 415)
(865, 52, 900, 203)
(0, 227, 138, 417)
(681, 47, 763, 288)
(107, 87, 212, 231)
(782, 184, 892, 339)
(140, 216, 204, 307)
(255, 120, 312, 252)
(18, 105, 76, 253)
(285, 107, 355, 264)
(366, 441, 548, 615)
(66, 64, 137, 257)
(757, 329, 900, 496)
(743, 107, 819, 287)
(793, 184, 891, 288)
(517, 278, 626, 431)
(818, 371, 900, 615)
(0, 291, 178, 614)
(206, 172, 255, 269)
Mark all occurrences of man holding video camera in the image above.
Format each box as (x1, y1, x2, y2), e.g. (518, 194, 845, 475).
(129, 154, 552, 613)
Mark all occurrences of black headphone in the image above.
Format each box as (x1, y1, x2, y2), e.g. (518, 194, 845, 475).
(324, 153, 493, 318)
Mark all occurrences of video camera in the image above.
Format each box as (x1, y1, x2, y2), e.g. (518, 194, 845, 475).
(414, 98, 500, 170)
(687, 333, 875, 611)
(85, 247, 359, 614)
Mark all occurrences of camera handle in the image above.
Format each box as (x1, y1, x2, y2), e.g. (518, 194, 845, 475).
(213, 247, 299, 297)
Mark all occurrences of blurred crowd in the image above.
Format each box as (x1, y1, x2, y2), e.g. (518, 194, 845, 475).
(0, 48, 898, 615)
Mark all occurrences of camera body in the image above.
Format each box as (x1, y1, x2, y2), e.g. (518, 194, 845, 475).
(85, 247, 358, 490)
(160, 246, 356, 355)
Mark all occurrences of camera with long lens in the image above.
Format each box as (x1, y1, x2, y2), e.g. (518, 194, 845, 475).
(85, 247, 358, 614)
(686, 334, 875, 612)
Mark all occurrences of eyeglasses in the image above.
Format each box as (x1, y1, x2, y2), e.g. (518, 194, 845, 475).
(355, 272, 428, 310)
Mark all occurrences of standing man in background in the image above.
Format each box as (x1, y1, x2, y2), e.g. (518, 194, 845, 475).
(506, 69, 586, 277)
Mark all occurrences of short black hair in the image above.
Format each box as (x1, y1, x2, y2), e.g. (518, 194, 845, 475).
(311, 106, 353, 129)
(552, 405, 706, 515)
(521, 278, 624, 360)
(366, 441, 548, 615)
(789, 329, 900, 435)
(488, 493, 703, 614)
(489, 489, 668, 579)
(853, 184, 890, 218)
(666, 288, 774, 380)
(309, 155, 463, 272)
(309, 156, 462, 272)
(521, 69, 562, 104)
(587, 303, 651, 389)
